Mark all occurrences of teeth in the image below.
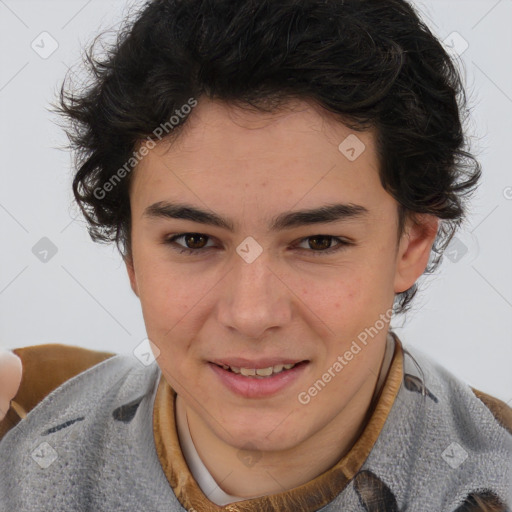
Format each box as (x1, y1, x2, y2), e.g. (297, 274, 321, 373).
(220, 362, 298, 377)
(255, 367, 273, 377)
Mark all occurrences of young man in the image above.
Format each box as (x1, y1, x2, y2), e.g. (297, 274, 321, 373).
(0, 0, 511, 510)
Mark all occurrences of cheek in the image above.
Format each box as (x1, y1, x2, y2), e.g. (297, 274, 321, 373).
(134, 241, 204, 309)
(135, 258, 195, 331)
(346, 245, 397, 302)
(303, 265, 379, 310)
(135, 265, 203, 380)
(303, 263, 393, 340)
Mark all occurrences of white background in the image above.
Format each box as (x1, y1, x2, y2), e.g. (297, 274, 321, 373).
(0, 0, 511, 402)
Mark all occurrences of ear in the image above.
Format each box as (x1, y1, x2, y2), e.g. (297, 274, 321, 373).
(394, 214, 439, 294)
(124, 256, 140, 297)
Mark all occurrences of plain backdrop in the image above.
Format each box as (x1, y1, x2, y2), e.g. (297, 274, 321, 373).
(0, 0, 511, 402)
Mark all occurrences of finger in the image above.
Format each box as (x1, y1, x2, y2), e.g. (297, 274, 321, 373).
(0, 351, 23, 420)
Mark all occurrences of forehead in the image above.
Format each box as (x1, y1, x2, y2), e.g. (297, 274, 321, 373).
(130, 97, 387, 218)
(156, 97, 376, 161)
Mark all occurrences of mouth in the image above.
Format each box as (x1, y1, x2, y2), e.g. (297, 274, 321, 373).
(208, 358, 310, 399)
(212, 361, 307, 378)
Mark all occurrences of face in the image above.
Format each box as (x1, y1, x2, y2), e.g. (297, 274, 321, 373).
(126, 97, 436, 452)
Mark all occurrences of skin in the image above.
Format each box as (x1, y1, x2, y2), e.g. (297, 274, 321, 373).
(125, 97, 438, 498)
(0, 351, 23, 420)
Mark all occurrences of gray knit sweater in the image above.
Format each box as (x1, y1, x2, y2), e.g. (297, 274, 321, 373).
(0, 345, 511, 511)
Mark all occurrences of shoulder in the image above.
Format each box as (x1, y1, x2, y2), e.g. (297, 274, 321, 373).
(402, 344, 512, 437)
(0, 343, 116, 441)
(0, 350, 170, 511)
(470, 387, 512, 436)
(356, 343, 512, 509)
(1, 346, 158, 448)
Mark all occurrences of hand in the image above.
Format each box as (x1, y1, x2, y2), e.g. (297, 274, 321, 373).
(0, 350, 22, 421)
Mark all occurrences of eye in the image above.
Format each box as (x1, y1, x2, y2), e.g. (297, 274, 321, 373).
(163, 233, 352, 257)
(295, 235, 350, 256)
(164, 233, 216, 255)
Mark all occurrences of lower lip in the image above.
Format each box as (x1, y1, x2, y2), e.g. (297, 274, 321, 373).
(208, 362, 309, 399)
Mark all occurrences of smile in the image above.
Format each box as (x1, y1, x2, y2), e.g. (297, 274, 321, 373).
(209, 360, 310, 398)
(216, 362, 299, 377)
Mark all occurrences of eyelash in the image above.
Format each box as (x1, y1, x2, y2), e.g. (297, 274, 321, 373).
(163, 233, 352, 257)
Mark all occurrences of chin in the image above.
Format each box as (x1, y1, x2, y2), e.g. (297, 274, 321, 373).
(230, 434, 296, 454)
(222, 417, 308, 453)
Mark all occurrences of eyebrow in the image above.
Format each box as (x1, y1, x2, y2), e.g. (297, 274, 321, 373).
(143, 201, 369, 232)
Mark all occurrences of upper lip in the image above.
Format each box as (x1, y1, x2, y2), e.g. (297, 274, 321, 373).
(210, 357, 308, 368)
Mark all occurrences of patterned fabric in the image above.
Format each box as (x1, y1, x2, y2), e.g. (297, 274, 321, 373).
(353, 470, 509, 512)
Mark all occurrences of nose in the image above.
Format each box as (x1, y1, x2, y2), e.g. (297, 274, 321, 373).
(216, 247, 292, 340)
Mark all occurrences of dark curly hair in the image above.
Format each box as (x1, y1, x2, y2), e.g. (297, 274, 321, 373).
(55, 0, 481, 315)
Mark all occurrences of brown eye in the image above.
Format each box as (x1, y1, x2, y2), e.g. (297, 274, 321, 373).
(307, 236, 334, 251)
(183, 233, 209, 249)
(295, 235, 351, 256)
(164, 233, 215, 254)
